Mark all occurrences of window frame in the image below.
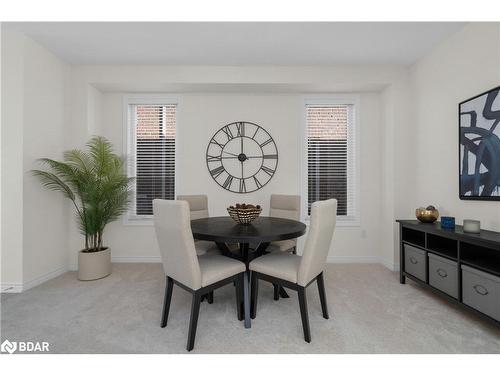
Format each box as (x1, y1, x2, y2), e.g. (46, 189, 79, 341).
(300, 95, 361, 227)
(122, 94, 180, 225)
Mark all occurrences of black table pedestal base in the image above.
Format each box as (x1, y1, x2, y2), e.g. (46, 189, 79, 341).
(278, 287, 290, 298)
(215, 241, 272, 328)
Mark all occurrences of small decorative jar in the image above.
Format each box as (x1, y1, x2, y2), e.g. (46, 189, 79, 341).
(440, 216, 455, 230)
(463, 219, 481, 234)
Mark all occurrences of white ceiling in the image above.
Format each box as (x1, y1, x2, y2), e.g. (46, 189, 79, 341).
(5, 22, 466, 66)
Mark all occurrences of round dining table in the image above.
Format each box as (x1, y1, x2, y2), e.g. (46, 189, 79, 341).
(191, 216, 307, 328)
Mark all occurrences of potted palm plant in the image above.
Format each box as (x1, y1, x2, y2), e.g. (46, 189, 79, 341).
(32, 136, 133, 281)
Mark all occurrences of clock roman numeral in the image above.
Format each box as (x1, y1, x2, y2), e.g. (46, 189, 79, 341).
(260, 138, 273, 147)
(210, 165, 225, 178)
(239, 178, 247, 193)
(210, 139, 225, 149)
(263, 154, 278, 159)
(222, 126, 234, 141)
(253, 176, 263, 189)
(236, 122, 245, 137)
(223, 175, 233, 189)
(261, 166, 275, 176)
(207, 155, 222, 162)
(252, 126, 259, 139)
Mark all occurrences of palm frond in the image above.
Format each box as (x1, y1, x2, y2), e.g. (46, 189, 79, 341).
(31, 170, 76, 201)
(32, 136, 133, 252)
(88, 136, 114, 176)
(64, 149, 93, 174)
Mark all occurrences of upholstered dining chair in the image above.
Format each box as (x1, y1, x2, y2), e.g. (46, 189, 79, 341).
(177, 195, 216, 256)
(249, 199, 337, 343)
(268, 194, 301, 254)
(153, 199, 246, 351)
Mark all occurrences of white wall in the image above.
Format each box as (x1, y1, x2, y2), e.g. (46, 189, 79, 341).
(79, 92, 383, 265)
(380, 78, 416, 270)
(409, 23, 500, 232)
(1, 30, 24, 291)
(3, 33, 425, 289)
(7, 23, 500, 291)
(1, 30, 70, 291)
(60, 65, 411, 270)
(22, 35, 70, 286)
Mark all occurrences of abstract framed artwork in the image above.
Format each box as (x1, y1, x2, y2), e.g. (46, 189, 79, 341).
(459, 85, 500, 200)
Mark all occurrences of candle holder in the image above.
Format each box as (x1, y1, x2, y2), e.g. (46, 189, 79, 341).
(440, 216, 455, 230)
(463, 219, 480, 234)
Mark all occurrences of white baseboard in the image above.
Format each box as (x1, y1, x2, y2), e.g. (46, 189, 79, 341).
(23, 266, 67, 292)
(68, 256, 162, 271)
(326, 255, 380, 264)
(1, 266, 67, 293)
(327, 256, 399, 272)
(111, 256, 398, 271)
(111, 256, 161, 263)
(379, 258, 401, 272)
(0, 283, 23, 293)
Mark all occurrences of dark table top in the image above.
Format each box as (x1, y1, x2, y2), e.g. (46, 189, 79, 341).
(191, 216, 307, 243)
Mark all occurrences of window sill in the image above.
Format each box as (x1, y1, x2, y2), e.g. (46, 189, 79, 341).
(303, 217, 360, 228)
(123, 217, 154, 226)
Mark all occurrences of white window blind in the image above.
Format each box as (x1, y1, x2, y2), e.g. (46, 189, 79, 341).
(306, 104, 357, 221)
(127, 103, 176, 218)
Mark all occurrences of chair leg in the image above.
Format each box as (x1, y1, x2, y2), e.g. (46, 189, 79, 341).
(235, 274, 243, 321)
(243, 272, 251, 328)
(161, 276, 174, 328)
(187, 292, 202, 351)
(273, 283, 279, 300)
(316, 272, 329, 319)
(250, 272, 259, 319)
(298, 287, 311, 343)
(207, 291, 214, 304)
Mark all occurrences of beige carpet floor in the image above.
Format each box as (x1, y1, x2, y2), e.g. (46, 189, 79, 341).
(1, 263, 499, 353)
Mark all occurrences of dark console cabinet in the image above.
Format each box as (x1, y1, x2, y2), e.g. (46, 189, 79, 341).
(397, 220, 500, 326)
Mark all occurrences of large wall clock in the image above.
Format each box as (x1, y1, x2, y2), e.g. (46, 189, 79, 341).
(206, 121, 278, 193)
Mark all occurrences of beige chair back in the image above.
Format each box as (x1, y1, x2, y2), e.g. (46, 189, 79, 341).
(270, 194, 300, 221)
(153, 199, 202, 290)
(297, 199, 337, 286)
(177, 195, 209, 220)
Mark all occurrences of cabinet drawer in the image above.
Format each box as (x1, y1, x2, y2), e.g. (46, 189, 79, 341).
(462, 265, 500, 321)
(404, 244, 426, 281)
(428, 253, 458, 298)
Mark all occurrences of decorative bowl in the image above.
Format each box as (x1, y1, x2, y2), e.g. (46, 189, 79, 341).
(227, 204, 262, 224)
(415, 206, 439, 223)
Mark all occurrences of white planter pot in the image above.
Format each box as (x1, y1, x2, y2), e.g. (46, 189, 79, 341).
(78, 247, 111, 281)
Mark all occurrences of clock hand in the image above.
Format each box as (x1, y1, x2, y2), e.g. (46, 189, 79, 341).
(223, 151, 239, 157)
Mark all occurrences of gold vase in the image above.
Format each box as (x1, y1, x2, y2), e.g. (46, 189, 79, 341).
(415, 207, 439, 223)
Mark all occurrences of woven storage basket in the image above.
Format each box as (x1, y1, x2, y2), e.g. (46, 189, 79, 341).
(227, 206, 262, 224)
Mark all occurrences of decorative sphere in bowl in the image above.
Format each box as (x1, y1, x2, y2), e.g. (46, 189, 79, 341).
(415, 205, 439, 223)
(227, 203, 262, 224)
